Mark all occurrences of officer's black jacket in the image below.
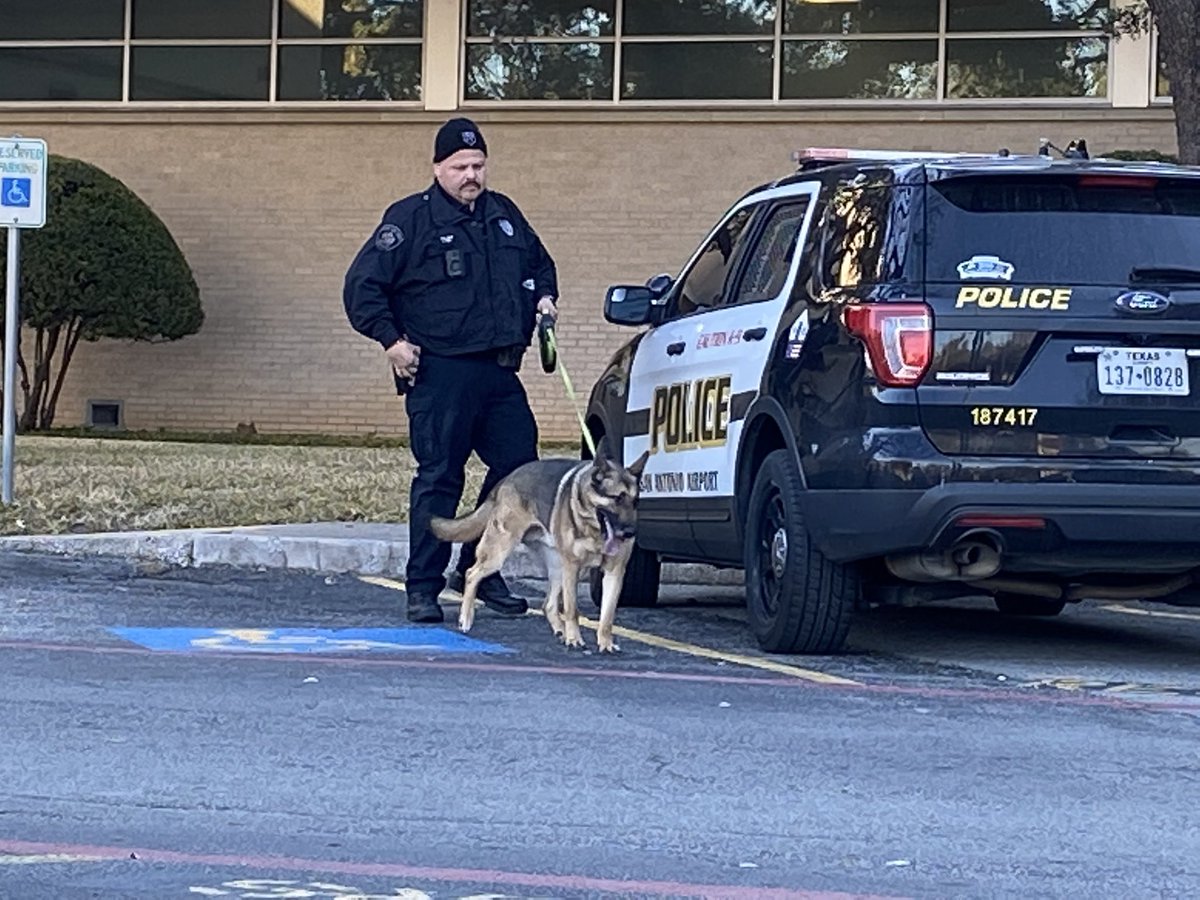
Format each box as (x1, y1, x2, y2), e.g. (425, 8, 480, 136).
(342, 182, 558, 357)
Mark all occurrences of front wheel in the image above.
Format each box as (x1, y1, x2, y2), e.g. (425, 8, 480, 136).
(590, 542, 661, 610)
(743, 449, 857, 654)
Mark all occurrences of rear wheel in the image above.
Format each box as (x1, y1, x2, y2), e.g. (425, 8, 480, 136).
(744, 449, 857, 654)
(589, 543, 661, 609)
(993, 593, 1066, 617)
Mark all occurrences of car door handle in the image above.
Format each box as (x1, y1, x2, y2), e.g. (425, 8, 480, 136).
(744, 327, 768, 341)
(667, 341, 686, 356)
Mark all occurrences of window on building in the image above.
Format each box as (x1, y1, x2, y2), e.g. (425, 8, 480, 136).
(2, 0, 125, 40)
(0, 0, 423, 102)
(0, 0, 1121, 105)
(1154, 31, 1170, 101)
(783, 0, 939, 100)
(465, 0, 1111, 103)
(0, 0, 124, 99)
(278, 0, 423, 100)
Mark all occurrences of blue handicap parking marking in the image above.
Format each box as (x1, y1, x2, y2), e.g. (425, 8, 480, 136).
(2, 178, 31, 208)
(108, 626, 514, 655)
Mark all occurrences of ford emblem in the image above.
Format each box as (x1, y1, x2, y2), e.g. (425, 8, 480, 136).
(1115, 290, 1171, 315)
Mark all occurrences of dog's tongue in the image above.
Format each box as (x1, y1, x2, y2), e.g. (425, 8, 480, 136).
(603, 517, 621, 556)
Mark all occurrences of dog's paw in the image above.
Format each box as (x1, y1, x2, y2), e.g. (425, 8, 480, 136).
(597, 639, 621, 654)
(562, 631, 586, 650)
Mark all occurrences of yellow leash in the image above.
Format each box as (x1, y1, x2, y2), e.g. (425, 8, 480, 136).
(542, 323, 598, 458)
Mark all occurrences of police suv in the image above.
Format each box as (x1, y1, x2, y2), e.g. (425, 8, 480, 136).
(583, 144, 1200, 655)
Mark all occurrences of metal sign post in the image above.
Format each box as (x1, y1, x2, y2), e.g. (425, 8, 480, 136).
(1, 135, 48, 505)
(3, 226, 18, 504)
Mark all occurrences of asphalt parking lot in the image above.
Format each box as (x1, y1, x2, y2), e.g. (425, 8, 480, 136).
(4, 552, 1200, 899)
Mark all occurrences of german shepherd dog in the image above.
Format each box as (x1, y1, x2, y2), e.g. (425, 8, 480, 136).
(430, 449, 651, 652)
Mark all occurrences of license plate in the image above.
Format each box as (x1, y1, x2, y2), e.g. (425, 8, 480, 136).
(1097, 348, 1190, 396)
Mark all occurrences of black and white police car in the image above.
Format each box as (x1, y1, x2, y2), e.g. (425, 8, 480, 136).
(582, 143, 1200, 655)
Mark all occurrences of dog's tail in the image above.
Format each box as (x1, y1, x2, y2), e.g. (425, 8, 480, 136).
(429, 500, 493, 544)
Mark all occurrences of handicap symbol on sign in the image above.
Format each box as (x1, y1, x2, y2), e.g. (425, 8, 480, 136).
(1, 178, 31, 208)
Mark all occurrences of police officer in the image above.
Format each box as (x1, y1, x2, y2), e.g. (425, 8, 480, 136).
(343, 117, 559, 623)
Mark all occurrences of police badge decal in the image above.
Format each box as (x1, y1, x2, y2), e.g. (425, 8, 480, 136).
(375, 223, 404, 251)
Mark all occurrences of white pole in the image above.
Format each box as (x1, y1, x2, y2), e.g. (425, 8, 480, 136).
(2, 225, 19, 505)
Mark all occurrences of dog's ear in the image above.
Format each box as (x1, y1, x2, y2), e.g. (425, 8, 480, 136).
(626, 449, 650, 479)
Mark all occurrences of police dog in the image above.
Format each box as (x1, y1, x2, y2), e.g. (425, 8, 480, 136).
(429, 449, 651, 652)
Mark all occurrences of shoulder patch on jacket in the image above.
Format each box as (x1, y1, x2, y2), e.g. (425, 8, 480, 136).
(375, 223, 404, 251)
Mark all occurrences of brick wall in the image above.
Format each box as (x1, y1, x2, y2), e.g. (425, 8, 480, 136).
(3, 107, 1178, 442)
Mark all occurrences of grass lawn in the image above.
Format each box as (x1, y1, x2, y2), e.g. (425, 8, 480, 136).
(0, 434, 578, 536)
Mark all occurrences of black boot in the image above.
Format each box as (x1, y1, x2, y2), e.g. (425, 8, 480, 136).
(446, 570, 528, 616)
(405, 593, 444, 624)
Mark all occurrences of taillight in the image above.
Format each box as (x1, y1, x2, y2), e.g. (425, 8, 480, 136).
(842, 303, 933, 387)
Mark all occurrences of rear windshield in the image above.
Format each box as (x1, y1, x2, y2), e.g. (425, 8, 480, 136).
(924, 173, 1200, 286)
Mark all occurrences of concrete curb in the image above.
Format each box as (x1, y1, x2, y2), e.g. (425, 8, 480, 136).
(0, 524, 745, 587)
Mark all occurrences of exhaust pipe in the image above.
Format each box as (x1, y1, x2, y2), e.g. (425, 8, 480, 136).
(966, 572, 1197, 602)
(967, 577, 1064, 600)
(886, 531, 1003, 582)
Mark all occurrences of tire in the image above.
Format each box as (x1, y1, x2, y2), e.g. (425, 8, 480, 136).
(590, 543, 661, 609)
(743, 449, 857, 654)
(993, 593, 1066, 617)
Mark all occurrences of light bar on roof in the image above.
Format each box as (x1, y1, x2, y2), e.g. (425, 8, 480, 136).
(792, 147, 988, 163)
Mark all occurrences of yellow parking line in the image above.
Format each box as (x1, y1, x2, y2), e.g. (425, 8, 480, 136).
(358, 576, 406, 591)
(356, 575, 861, 686)
(358, 576, 459, 601)
(577, 616, 862, 686)
(1100, 604, 1200, 623)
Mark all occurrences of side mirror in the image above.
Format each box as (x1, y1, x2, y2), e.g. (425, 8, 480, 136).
(604, 274, 676, 327)
(604, 284, 656, 326)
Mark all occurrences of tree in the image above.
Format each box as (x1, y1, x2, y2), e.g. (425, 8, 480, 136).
(0, 154, 203, 431)
(1110, 1, 1200, 165)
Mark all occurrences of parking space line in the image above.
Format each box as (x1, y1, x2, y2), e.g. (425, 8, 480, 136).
(1099, 604, 1200, 623)
(359, 575, 459, 601)
(357, 576, 861, 687)
(578, 617, 863, 686)
(0, 854, 105, 865)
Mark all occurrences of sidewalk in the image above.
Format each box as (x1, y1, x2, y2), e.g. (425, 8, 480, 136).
(0, 521, 744, 587)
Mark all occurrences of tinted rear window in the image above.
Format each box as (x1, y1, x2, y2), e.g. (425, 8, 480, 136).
(924, 173, 1200, 286)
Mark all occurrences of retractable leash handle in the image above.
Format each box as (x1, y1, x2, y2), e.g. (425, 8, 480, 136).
(538, 316, 597, 458)
(538, 315, 557, 374)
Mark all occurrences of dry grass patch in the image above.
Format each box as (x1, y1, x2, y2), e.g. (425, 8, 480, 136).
(0, 436, 493, 536)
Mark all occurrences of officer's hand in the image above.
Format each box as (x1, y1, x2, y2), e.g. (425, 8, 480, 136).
(386, 339, 420, 379)
(537, 296, 558, 322)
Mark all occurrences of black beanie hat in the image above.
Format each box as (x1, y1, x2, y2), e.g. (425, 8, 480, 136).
(433, 117, 487, 163)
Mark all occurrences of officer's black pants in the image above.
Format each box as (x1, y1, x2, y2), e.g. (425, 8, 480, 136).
(404, 352, 538, 599)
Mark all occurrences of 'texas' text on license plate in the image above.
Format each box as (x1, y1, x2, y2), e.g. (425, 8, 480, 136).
(1097, 348, 1189, 396)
